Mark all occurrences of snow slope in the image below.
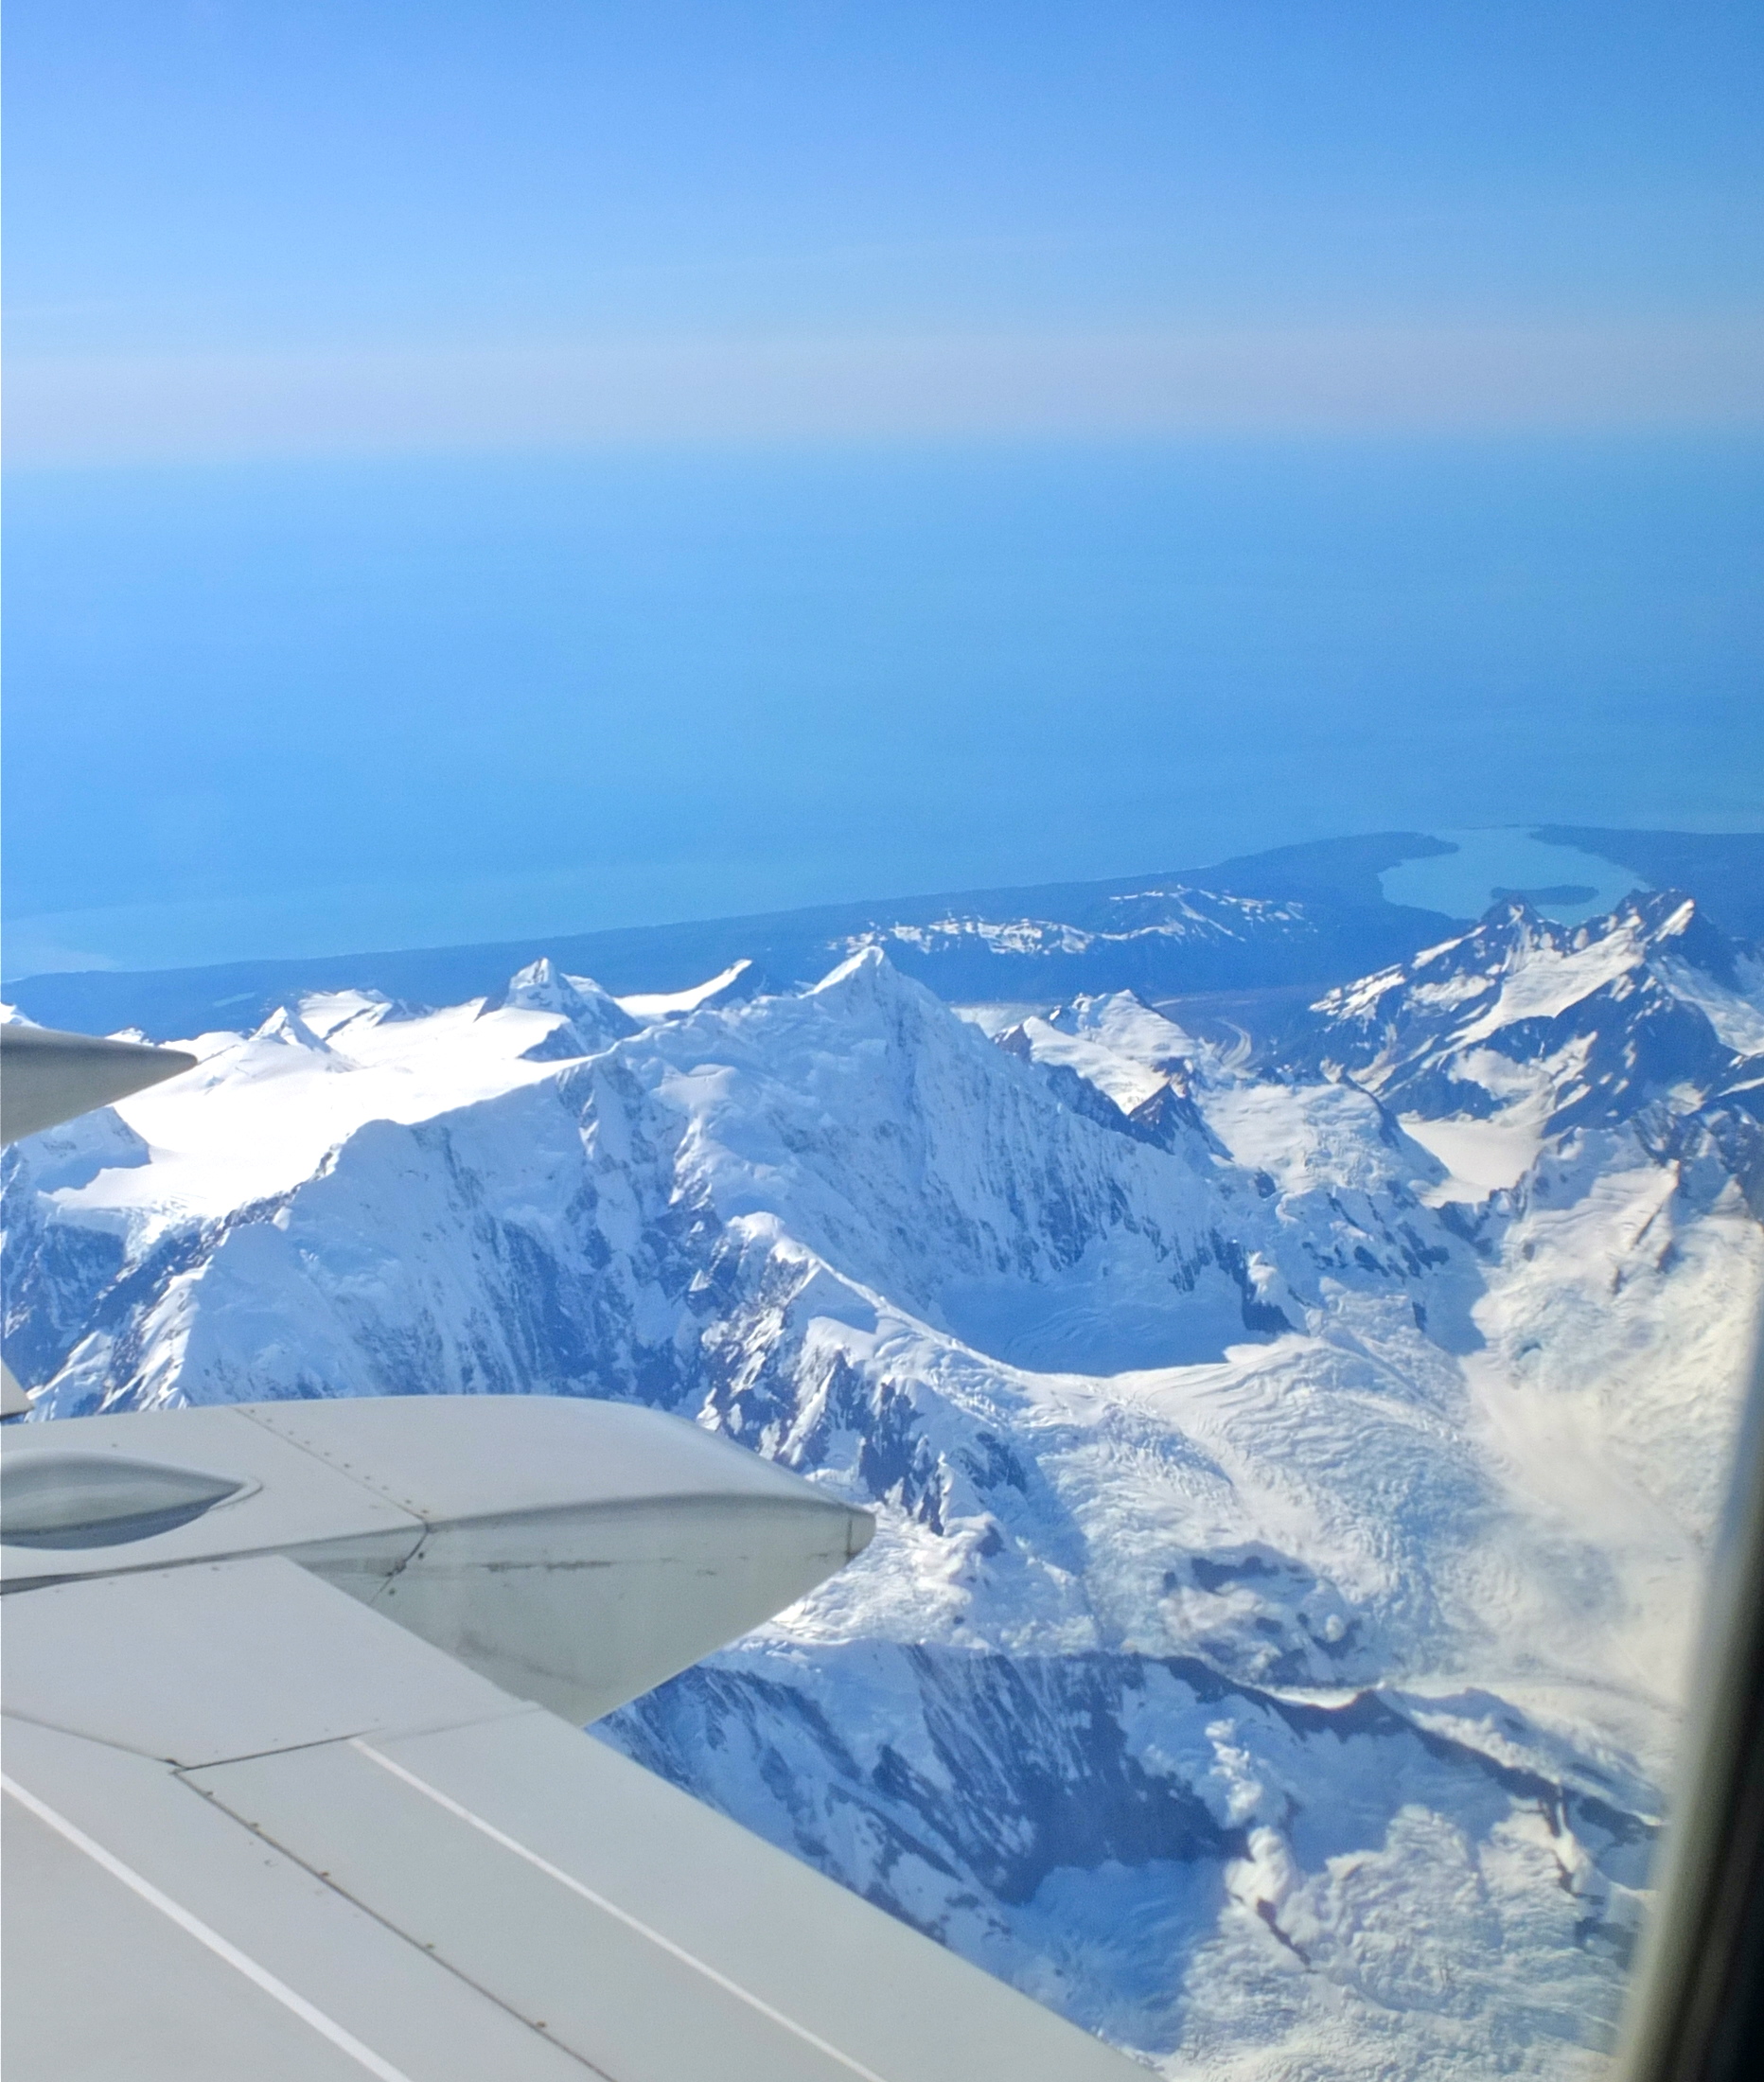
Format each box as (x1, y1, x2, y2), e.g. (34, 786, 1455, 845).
(6, 896, 1762, 2079)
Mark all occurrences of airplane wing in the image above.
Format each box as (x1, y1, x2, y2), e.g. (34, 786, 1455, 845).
(0, 1022, 196, 1415)
(1, 1396, 1138, 2081)
(0, 1022, 197, 1144)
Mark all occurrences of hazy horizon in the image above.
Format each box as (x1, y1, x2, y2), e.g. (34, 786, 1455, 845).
(7, 3, 1760, 974)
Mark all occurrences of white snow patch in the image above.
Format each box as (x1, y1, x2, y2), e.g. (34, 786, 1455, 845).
(90, 997, 576, 1219)
(1658, 956, 1764, 1056)
(1402, 1114, 1545, 1201)
(617, 960, 753, 1020)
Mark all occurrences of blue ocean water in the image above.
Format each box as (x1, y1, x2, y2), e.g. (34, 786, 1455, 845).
(1380, 829, 1646, 925)
(4, 435, 1759, 973)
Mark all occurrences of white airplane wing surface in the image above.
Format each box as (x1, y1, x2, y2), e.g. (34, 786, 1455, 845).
(1, 1397, 1138, 2082)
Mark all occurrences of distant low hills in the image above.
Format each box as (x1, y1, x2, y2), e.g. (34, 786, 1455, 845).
(7, 826, 1758, 1041)
(1534, 827, 1764, 938)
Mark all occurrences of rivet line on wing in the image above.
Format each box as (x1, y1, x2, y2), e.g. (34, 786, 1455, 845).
(0, 1771, 415, 2082)
(350, 1738, 896, 2082)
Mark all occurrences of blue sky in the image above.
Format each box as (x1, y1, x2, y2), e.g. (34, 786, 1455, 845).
(6, 2, 1762, 972)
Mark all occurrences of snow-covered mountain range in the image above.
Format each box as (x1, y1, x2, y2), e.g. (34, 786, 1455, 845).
(7, 894, 1763, 2079)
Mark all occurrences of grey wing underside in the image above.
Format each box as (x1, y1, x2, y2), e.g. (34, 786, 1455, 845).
(0, 1022, 196, 1146)
(0, 1399, 1138, 2082)
(1, 1022, 197, 1415)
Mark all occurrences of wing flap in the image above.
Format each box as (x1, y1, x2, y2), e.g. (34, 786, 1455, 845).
(192, 1730, 871, 2082)
(4, 1550, 1141, 2081)
(1, 1715, 588, 2082)
(192, 1712, 1138, 2082)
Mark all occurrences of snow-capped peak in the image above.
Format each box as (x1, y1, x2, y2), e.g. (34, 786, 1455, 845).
(249, 1003, 338, 1056)
(1305, 891, 1756, 1136)
(476, 957, 639, 1058)
(808, 943, 892, 994)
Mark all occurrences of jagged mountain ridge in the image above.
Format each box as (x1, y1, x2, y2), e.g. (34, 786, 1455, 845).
(478, 955, 642, 1057)
(5, 895, 1762, 2078)
(1302, 891, 1764, 1202)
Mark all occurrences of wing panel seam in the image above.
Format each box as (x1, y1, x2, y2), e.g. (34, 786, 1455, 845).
(0, 1769, 415, 2082)
(350, 1738, 895, 2082)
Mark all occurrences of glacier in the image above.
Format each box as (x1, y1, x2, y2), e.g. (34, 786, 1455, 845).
(6, 902, 1764, 2079)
